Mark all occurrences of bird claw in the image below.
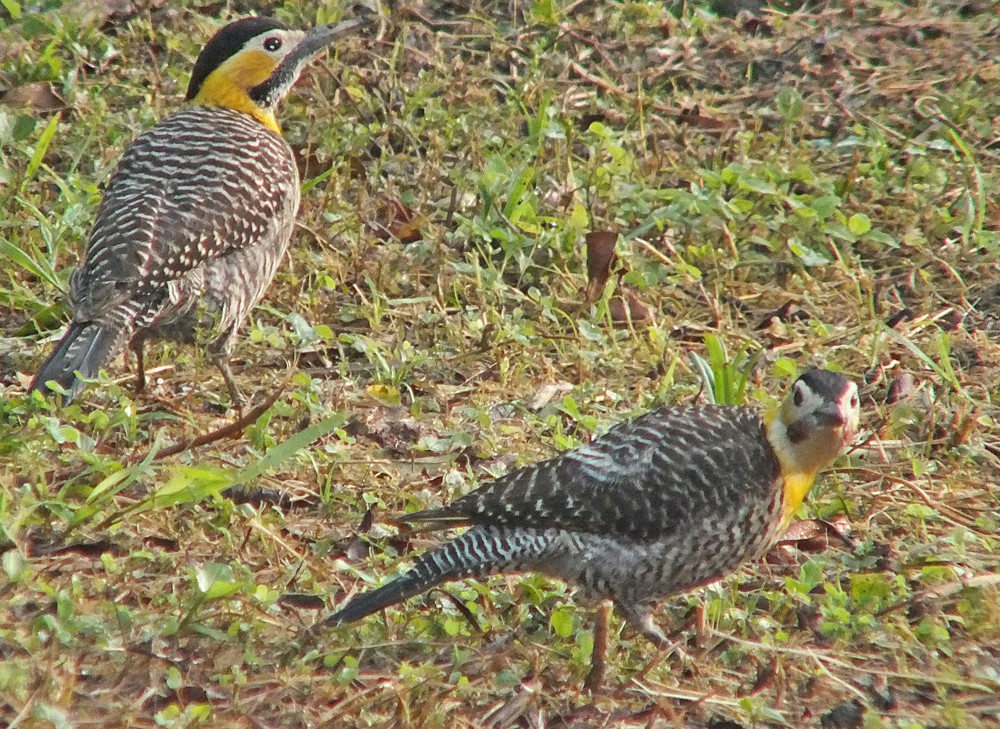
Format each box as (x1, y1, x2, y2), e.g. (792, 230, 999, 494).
(617, 602, 673, 649)
(211, 354, 245, 409)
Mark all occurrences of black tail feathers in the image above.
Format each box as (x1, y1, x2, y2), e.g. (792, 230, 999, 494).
(322, 556, 448, 628)
(29, 322, 127, 404)
(321, 530, 506, 627)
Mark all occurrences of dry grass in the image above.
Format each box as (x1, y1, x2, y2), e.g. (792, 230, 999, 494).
(1, 1, 999, 727)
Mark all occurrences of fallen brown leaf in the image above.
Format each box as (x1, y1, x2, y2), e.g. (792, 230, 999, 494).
(1, 82, 64, 112)
(677, 104, 738, 132)
(777, 516, 854, 552)
(755, 300, 809, 329)
(529, 380, 574, 411)
(584, 230, 618, 303)
(278, 593, 327, 610)
(367, 197, 424, 244)
(886, 372, 917, 404)
(608, 290, 654, 325)
(885, 308, 914, 329)
(345, 506, 376, 562)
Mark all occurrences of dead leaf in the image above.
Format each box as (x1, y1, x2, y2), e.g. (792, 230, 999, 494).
(529, 380, 573, 411)
(175, 686, 209, 703)
(669, 324, 711, 344)
(886, 372, 916, 404)
(357, 505, 375, 533)
(222, 485, 315, 509)
(484, 678, 540, 727)
(885, 308, 914, 329)
(1, 82, 64, 112)
(985, 199, 1000, 232)
(28, 538, 119, 558)
(539, 180, 576, 209)
(581, 231, 653, 324)
(345, 506, 376, 562)
(142, 535, 179, 551)
(361, 407, 420, 456)
(777, 517, 854, 552)
(573, 108, 628, 130)
(741, 15, 773, 37)
(676, 105, 738, 132)
(779, 519, 829, 543)
(278, 593, 327, 610)
(608, 290, 654, 325)
(745, 657, 778, 696)
(584, 231, 618, 303)
(367, 197, 424, 243)
(292, 143, 333, 180)
(755, 300, 809, 329)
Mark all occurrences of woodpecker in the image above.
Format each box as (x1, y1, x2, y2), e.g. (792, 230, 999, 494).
(322, 370, 860, 679)
(29, 16, 363, 406)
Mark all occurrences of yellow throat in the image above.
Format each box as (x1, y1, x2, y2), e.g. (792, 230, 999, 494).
(190, 49, 281, 133)
(765, 409, 820, 530)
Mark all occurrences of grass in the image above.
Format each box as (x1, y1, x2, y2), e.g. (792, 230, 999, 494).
(1, 0, 999, 726)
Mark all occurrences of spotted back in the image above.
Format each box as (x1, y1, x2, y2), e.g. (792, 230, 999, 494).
(407, 405, 782, 542)
(70, 106, 299, 322)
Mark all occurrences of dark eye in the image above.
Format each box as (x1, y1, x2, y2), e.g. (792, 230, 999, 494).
(850, 394, 858, 409)
(793, 387, 804, 407)
(264, 36, 282, 52)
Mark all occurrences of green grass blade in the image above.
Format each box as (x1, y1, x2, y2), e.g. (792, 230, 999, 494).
(689, 351, 717, 405)
(881, 323, 962, 392)
(0, 234, 62, 289)
(234, 411, 348, 486)
(23, 113, 60, 185)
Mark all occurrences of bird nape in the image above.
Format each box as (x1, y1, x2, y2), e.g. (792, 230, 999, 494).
(321, 368, 861, 688)
(27, 15, 365, 407)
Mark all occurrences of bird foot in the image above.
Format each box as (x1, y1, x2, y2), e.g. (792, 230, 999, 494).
(212, 355, 245, 410)
(617, 601, 675, 649)
(637, 614, 672, 650)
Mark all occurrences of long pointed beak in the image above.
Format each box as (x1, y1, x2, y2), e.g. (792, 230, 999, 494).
(813, 401, 848, 428)
(248, 17, 369, 107)
(283, 18, 366, 69)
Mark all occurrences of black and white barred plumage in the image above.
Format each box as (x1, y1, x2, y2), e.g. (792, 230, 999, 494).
(29, 106, 298, 405)
(28, 16, 365, 405)
(323, 371, 860, 646)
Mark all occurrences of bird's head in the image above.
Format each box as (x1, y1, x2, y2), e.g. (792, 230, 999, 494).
(185, 16, 362, 130)
(771, 369, 860, 476)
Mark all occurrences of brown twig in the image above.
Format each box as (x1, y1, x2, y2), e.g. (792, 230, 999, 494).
(568, 60, 680, 116)
(834, 466, 989, 534)
(584, 601, 612, 693)
(130, 388, 285, 465)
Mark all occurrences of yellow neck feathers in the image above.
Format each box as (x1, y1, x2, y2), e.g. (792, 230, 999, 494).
(777, 471, 817, 529)
(765, 409, 820, 529)
(190, 50, 281, 133)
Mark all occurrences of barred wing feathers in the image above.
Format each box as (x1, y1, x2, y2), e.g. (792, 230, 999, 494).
(70, 106, 297, 320)
(404, 405, 780, 541)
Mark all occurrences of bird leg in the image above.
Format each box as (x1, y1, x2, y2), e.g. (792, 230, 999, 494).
(617, 601, 672, 649)
(213, 354, 245, 410)
(584, 600, 612, 692)
(131, 338, 147, 393)
(209, 334, 245, 409)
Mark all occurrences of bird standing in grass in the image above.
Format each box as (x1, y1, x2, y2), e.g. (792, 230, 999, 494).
(322, 369, 860, 686)
(29, 15, 364, 406)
